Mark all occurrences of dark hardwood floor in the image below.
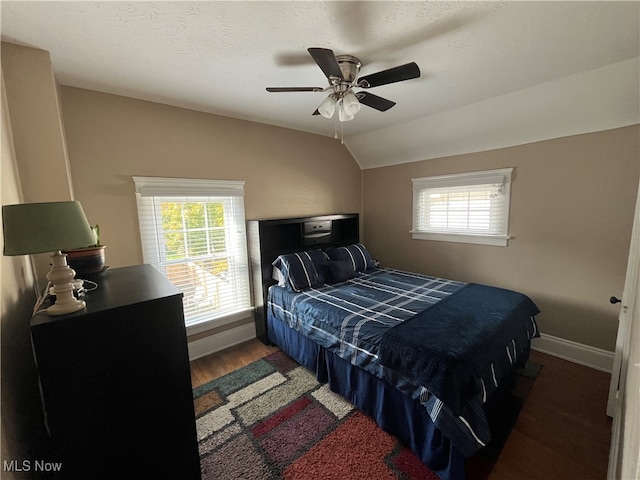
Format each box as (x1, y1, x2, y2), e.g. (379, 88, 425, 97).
(190, 340, 612, 480)
(491, 350, 612, 480)
(190, 338, 279, 389)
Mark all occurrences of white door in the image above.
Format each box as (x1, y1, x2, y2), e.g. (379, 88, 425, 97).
(607, 177, 640, 479)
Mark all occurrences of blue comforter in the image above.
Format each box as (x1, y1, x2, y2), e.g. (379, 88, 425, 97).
(378, 283, 540, 415)
(268, 267, 540, 455)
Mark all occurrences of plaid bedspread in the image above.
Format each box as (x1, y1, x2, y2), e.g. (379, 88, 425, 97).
(268, 267, 539, 456)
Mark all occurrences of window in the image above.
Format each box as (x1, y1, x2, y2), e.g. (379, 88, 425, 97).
(411, 168, 513, 246)
(133, 177, 251, 331)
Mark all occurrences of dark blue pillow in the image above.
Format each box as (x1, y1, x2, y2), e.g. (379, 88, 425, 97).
(272, 249, 329, 291)
(328, 260, 356, 283)
(326, 243, 375, 273)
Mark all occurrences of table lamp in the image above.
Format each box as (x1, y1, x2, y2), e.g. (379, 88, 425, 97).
(2, 201, 97, 315)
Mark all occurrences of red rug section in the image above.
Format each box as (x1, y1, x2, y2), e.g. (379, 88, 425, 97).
(251, 396, 312, 438)
(283, 412, 439, 480)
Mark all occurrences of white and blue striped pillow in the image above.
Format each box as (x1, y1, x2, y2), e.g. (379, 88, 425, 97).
(326, 243, 375, 273)
(272, 249, 330, 291)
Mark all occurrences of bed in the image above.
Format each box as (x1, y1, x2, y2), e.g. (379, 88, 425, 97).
(263, 242, 540, 480)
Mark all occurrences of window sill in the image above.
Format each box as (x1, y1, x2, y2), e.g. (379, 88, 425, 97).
(185, 307, 253, 336)
(410, 231, 511, 247)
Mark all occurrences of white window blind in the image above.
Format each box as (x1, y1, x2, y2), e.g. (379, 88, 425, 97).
(411, 168, 513, 246)
(133, 177, 251, 328)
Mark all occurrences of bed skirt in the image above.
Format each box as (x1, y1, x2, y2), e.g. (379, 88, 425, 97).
(267, 312, 466, 480)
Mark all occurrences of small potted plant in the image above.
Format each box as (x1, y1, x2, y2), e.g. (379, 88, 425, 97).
(64, 225, 107, 278)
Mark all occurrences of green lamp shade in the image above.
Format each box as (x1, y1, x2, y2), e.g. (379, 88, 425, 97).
(2, 201, 96, 256)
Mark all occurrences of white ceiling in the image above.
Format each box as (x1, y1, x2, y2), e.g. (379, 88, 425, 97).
(1, 1, 639, 168)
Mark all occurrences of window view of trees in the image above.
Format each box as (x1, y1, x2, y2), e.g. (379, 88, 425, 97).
(160, 201, 234, 321)
(161, 201, 228, 271)
(134, 177, 251, 327)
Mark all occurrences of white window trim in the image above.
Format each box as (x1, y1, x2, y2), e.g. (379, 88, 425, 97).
(185, 307, 253, 336)
(410, 231, 511, 247)
(411, 168, 513, 246)
(133, 176, 245, 197)
(133, 176, 251, 330)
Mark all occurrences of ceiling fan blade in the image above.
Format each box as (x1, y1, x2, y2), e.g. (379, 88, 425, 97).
(358, 62, 420, 88)
(266, 87, 325, 92)
(312, 109, 320, 116)
(307, 48, 344, 81)
(356, 92, 396, 112)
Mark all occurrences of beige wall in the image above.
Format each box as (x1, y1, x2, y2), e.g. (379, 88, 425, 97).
(1, 43, 75, 473)
(1, 72, 52, 478)
(363, 125, 639, 351)
(60, 87, 362, 269)
(1, 42, 76, 286)
(1, 42, 73, 204)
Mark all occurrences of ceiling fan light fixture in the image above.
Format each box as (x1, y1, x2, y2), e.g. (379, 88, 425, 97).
(338, 99, 355, 122)
(267, 48, 419, 128)
(318, 95, 337, 119)
(341, 91, 361, 117)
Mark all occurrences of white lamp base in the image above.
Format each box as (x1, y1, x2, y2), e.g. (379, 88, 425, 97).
(46, 251, 86, 315)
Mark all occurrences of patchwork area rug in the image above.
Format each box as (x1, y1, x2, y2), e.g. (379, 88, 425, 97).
(193, 350, 540, 480)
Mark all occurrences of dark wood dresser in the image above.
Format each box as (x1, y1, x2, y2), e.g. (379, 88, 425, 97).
(30, 264, 201, 479)
(247, 213, 359, 343)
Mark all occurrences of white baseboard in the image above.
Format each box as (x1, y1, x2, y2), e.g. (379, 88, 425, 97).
(187, 322, 256, 361)
(532, 333, 614, 373)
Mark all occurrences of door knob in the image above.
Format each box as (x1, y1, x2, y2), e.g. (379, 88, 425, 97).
(610, 296, 622, 304)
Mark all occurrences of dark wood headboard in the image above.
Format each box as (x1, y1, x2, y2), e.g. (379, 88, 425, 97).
(247, 213, 359, 343)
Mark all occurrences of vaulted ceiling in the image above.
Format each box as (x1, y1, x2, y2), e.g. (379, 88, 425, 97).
(2, 1, 638, 168)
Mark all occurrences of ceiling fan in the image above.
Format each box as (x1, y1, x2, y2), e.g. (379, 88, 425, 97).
(266, 48, 420, 122)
